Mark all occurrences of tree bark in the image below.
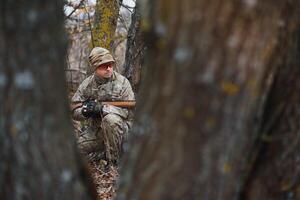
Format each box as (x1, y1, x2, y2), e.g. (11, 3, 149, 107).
(0, 1, 95, 199)
(118, 0, 300, 199)
(124, 4, 145, 93)
(243, 30, 300, 200)
(92, 0, 121, 50)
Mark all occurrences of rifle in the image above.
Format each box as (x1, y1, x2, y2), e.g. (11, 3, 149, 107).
(70, 99, 136, 111)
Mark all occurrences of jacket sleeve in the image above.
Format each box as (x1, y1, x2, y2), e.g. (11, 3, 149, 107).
(71, 79, 89, 121)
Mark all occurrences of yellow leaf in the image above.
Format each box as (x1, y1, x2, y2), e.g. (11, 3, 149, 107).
(205, 117, 216, 128)
(223, 163, 232, 173)
(280, 180, 292, 191)
(183, 107, 196, 119)
(10, 125, 18, 138)
(221, 81, 240, 96)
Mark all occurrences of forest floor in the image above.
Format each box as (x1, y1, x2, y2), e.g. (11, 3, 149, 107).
(70, 95, 119, 199)
(72, 127, 119, 199)
(89, 160, 119, 200)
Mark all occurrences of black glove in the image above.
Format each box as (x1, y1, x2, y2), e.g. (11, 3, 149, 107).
(81, 100, 103, 118)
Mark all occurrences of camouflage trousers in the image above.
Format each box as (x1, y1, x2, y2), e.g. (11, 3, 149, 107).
(76, 113, 129, 164)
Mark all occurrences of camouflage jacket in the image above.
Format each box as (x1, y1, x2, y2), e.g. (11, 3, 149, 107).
(72, 71, 135, 127)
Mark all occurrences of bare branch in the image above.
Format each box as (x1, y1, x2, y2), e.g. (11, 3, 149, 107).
(121, 3, 134, 13)
(83, 1, 95, 48)
(65, 0, 85, 20)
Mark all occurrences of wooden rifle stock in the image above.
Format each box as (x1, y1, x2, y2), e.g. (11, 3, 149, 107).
(70, 100, 136, 111)
(102, 101, 136, 108)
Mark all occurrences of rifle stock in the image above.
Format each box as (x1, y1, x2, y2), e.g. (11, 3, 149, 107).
(102, 101, 136, 108)
(70, 100, 136, 111)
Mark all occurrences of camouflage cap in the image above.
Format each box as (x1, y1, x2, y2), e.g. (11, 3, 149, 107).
(89, 47, 115, 70)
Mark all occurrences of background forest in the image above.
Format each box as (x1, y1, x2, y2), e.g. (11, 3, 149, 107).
(0, 0, 300, 200)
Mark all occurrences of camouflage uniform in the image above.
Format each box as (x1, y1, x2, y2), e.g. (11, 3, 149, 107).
(72, 47, 134, 164)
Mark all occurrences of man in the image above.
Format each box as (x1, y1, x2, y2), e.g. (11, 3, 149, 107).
(71, 47, 135, 165)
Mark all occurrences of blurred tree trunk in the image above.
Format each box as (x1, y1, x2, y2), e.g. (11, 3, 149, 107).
(118, 0, 300, 200)
(243, 30, 300, 200)
(92, 0, 121, 50)
(124, 4, 145, 93)
(0, 1, 95, 199)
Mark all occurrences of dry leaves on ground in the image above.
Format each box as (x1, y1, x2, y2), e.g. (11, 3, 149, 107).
(89, 161, 119, 200)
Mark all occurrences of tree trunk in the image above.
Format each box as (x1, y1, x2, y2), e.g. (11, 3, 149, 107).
(0, 1, 95, 199)
(118, 0, 300, 199)
(87, 0, 121, 75)
(92, 0, 121, 50)
(243, 30, 300, 200)
(124, 4, 145, 93)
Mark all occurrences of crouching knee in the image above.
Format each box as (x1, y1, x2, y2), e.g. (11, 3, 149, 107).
(102, 113, 123, 127)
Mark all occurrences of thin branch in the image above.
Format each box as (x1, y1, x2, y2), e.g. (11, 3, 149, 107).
(65, 0, 85, 20)
(121, 3, 134, 13)
(118, 12, 130, 31)
(83, 1, 95, 48)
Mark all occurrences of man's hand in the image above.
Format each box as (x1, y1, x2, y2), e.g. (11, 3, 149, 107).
(81, 100, 103, 118)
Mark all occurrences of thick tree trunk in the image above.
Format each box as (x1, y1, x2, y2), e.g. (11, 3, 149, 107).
(0, 1, 95, 199)
(118, 1, 300, 200)
(88, 0, 121, 75)
(124, 4, 145, 93)
(244, 31, 300, 200)
(92, 0, 121, 50)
